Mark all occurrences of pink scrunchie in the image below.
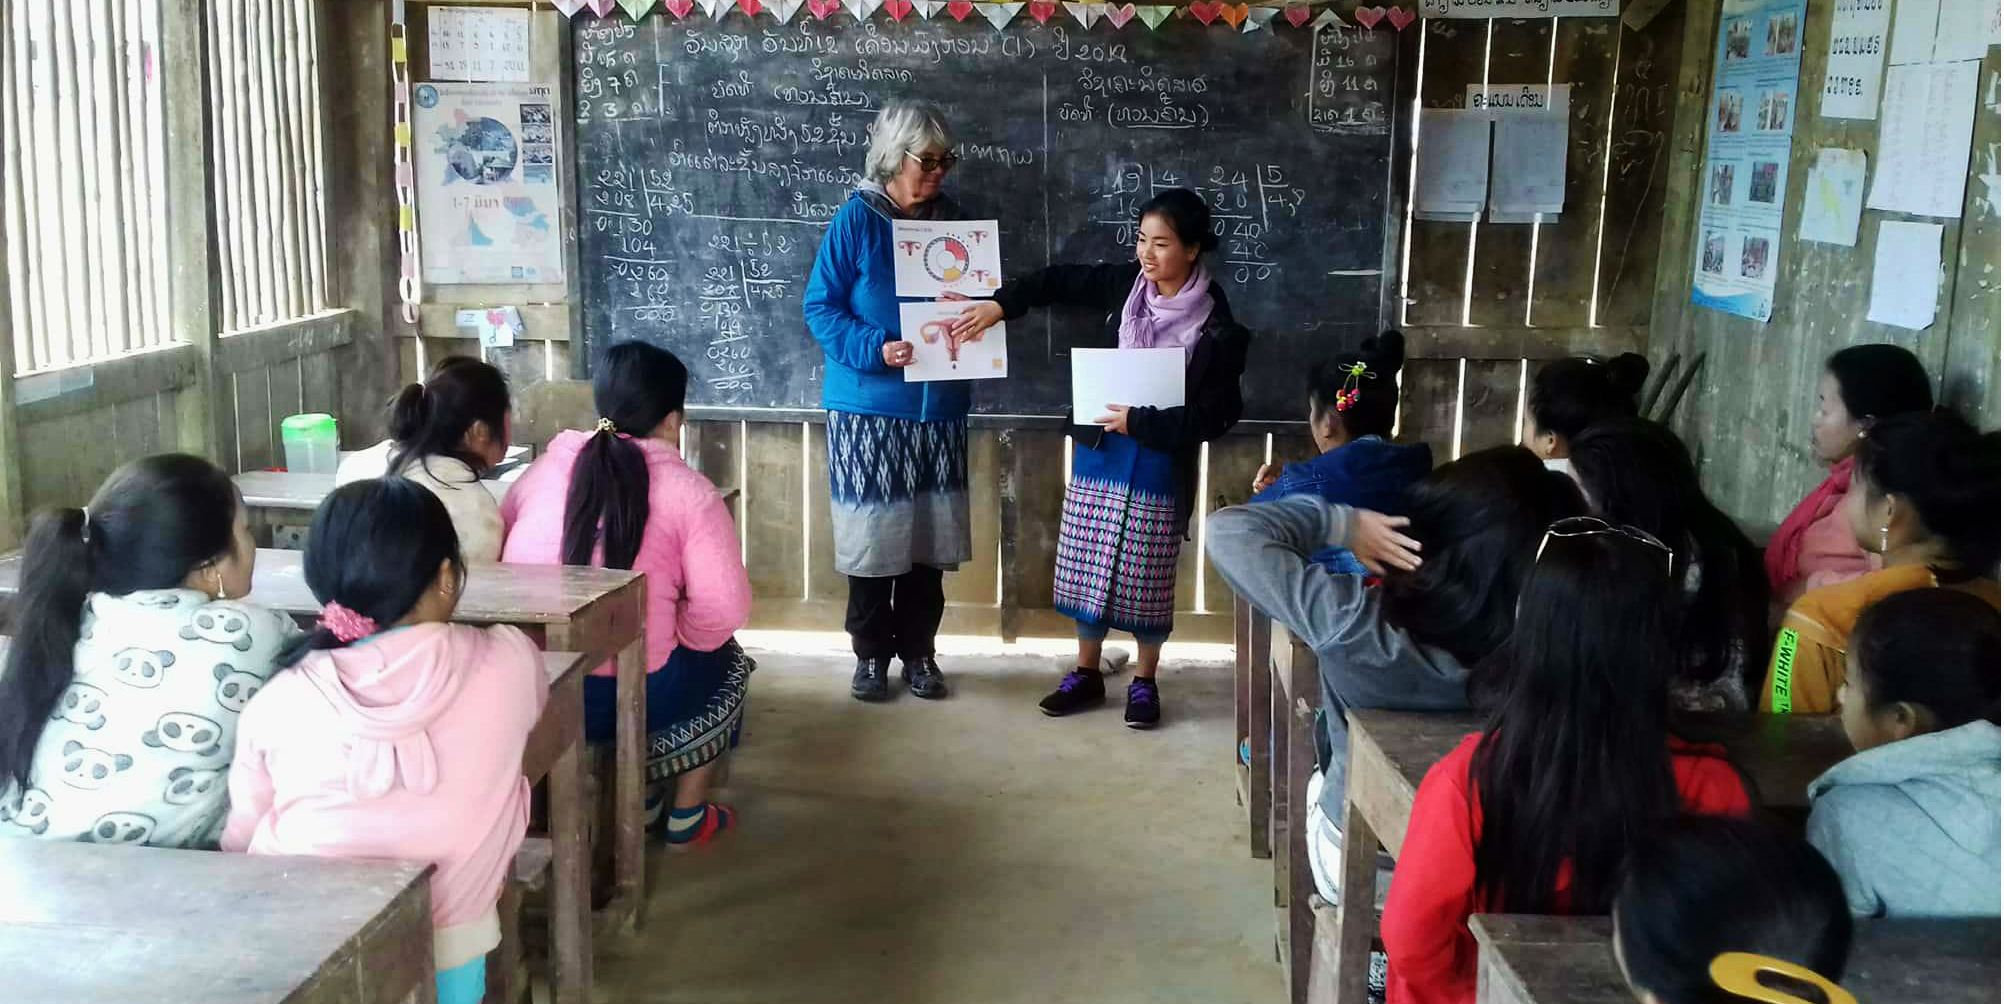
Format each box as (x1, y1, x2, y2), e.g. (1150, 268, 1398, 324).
(318, 601, 379, 643)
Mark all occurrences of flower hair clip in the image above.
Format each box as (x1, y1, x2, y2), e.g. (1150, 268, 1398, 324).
(1335, 361, 1376, 412)
(318, 601, 379, 644)
(594, 417, 618, 434)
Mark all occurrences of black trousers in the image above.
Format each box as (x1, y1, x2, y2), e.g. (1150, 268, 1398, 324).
(845, 565, 945, 662)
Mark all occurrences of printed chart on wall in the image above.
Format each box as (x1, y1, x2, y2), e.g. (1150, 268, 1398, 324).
(1692, 0, 1807, 321)
(414, 82, 566, 285)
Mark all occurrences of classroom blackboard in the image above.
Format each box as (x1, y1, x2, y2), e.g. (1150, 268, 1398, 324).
(574, 12, 1398, 420)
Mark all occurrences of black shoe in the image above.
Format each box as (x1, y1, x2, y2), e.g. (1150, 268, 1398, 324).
(1124, 677, 1161, 729)
(851, 658, 891, 702)
(901, 656, 949, 699)
(1039, 668, 1106, 716)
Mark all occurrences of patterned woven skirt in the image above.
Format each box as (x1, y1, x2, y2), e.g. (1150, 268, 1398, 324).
(1053, 432, 1182, 637)
(583, 639, 756, 783)
(826, 410, 972, 577)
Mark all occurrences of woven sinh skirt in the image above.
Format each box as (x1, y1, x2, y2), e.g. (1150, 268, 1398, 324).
(583, 639, 756, 783)
(1053, 432, 1182, 637)
(826, 410, 972, 577)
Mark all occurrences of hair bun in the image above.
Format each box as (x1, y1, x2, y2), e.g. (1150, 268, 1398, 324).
(1606, 353, 1651, 397)
(386, 382, 431, 442)
(1362, 330, 1407, 376)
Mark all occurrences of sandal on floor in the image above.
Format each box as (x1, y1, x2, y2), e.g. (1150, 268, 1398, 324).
(663, 803, 735, 847)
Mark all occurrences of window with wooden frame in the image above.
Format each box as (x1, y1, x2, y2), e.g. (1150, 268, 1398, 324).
(3, 0, 172, 377)
(207, 0, 329, 335)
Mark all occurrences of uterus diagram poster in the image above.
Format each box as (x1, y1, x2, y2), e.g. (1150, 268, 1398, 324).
(414, 82, 565, 285)
(892, 220, 1004, 298)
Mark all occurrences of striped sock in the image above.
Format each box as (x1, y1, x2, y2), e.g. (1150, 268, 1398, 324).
(665, 803, 734, 845)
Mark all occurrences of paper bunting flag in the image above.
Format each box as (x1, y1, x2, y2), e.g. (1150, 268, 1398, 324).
(980, 1, 1024, 26)
(843, 0, 884, 19)
(586, 0, 618, 16)
(1352, 4, 1384, 26)
(552, 0, 590, 15)
(738, 0, 765, 16)
(1134, 3, 1174, 26)
(1310, 7, 1341, 26)
(1105, 2, 1137, 26)
(807, 0, 841, 18)
(770, 0, 806, 18)
(946, 0, 976, 18)
(1385, 6, 1415, 28)
(1242, 4, 1278, 29)
(883, 0, 914, 18)
(1283, 4, 1311, 25)
(1065, 2, 1104, 27)
(1220, 2, 1248, 25)
(699, 0, 731, 18)
(616, 0, 654, 16)
(912, 0, 944, 15)
(1186, 1, 1220, 22)
(1026, 0, 1058, 22)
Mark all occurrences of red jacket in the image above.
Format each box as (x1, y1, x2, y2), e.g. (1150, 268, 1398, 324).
(1380, 733, 1751, 1004)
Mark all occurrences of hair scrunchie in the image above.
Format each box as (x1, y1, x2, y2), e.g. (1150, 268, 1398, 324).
(318, 601, 379, 643)
(594, 417, 618, 434)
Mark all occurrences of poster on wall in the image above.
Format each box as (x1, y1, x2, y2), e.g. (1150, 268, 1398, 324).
(1819, 0, 1890, 119)
(414, 82, 565, 285)
(1691, 0, 1808, 322)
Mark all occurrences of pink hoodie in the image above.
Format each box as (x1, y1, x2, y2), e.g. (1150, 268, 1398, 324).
(500, 430, 751, 673)
(221, 623, 545, 968)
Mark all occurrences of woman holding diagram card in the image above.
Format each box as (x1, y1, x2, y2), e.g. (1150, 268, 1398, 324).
(803, 100, 972, 705)
(952, 188, 1250, 729)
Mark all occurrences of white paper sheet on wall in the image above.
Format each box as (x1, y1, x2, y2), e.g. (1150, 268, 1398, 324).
(1889, 0, 1943, 64)
(1931, 0, 1998, 64)
(1866, 220, 1944, 329)
(1799, 148, 1868, 245)
(427, 6, 532, 82)
(1865, 60, 1981, 217)
(1414, 109, 1492, 220)
(1820, 0, 1892, 118)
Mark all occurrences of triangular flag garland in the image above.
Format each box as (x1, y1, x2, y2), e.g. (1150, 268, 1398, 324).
(546, 0, 1351, 29)
(1065, 2, 1104, 27)
(979, 0, 1023, 27)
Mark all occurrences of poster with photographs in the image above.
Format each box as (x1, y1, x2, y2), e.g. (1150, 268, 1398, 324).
(1691, 0, 1806, 321)
(414, 83, 565, 285)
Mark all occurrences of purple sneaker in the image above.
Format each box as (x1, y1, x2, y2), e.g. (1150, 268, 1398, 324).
(1038, 668, 1106, 716)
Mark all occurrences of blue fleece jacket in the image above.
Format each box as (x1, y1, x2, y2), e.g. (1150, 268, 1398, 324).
(802, 190, 972, 422)
(1250, 435, 1433, 574)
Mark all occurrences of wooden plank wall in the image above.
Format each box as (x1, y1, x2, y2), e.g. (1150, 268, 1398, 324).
(1650, 0, 2002, 526)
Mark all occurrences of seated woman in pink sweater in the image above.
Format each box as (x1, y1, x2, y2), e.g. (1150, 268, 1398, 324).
(501, 341, 753, 844)
(223, 478, 545, 1004)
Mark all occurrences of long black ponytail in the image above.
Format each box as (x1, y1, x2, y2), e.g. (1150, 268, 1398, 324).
(385, 356, 511, 479)
(561, 341, 688, 570)
(280, 477, 465, 666)
(0, 454, 239, 790)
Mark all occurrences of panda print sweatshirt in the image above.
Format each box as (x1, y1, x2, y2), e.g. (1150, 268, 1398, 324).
(0, 589, 297, 848)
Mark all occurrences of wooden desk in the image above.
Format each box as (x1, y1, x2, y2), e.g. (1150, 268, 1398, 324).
(234, 470, 520, 546)
(0, 841, 435, 1004)
(0, 549, 651, 935)
(528, 651, 592, 1004)
(1329, 710, 1855, 1004)
(1270, 623, 1321, 1004)
(1469, 915, 2002, 1004)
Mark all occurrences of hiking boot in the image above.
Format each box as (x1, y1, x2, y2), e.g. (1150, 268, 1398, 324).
(1038, 668, 1106, 716)
(901, 656, 949, 699)
(851, 657, 891, 702)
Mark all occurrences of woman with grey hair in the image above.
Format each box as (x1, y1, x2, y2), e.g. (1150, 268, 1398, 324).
(803, 99, 972, 704)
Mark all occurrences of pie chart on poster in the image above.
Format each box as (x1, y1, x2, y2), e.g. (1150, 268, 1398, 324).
(924, 236, 971, 284)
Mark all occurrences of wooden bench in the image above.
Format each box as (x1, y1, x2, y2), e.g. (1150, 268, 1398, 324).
(0, 840, 436, 1004)
(519, 651, 592, 1004)
(0, 550, 652, 938)
(1326, 709, 1855, 1004)
(1469, 914, 2002, 1004)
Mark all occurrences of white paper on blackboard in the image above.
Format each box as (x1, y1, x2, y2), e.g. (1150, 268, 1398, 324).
(1071, 348, 1185, 423)
(1867, 220, 1943, 329)
(1799, 148, 1867, 245)
(1866, 60, 1980, 217)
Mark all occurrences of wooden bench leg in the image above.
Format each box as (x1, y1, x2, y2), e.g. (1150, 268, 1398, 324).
(1249, 614, 1274, 860)
(486, 877, 525, 1004)
(1333, 789, 1382, 1004)
(1285, 692, 1317, 1004)
(1272, 660, 1292, 937)
(1234, 597, 1251, 784)
(549, 739, 592, 1004)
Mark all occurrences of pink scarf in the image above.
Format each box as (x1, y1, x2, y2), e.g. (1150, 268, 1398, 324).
(1764, 457, 1853, 594)
(1118, 264, 1214, 360)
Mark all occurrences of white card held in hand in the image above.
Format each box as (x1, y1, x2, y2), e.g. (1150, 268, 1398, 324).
(899, 301, 1008, 382)
(1071, 348, 1184, 423)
